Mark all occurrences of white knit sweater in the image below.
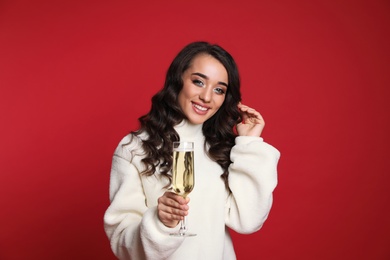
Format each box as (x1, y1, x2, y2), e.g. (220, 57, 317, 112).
(104, 120, 280, 260)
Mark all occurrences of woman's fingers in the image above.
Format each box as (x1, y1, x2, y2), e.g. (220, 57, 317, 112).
(238, 103, 263, 123)
(157, 192, 190, 227)
(237, 103, 265, 136)
(157, 197, 188, 215)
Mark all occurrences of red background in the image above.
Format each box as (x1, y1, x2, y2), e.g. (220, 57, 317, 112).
(1, 0, 389, 259)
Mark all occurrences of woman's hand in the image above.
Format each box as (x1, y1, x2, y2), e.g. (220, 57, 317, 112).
(157, 191, 189, 228)
(236, 103, 265, 137)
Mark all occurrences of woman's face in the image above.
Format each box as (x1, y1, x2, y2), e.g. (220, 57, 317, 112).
(178, 54, 228, 125)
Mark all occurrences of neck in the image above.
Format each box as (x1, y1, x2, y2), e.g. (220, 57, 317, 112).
(174, 119, 203, 141)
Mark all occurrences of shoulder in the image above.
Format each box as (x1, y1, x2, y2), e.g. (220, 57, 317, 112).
(113, 133, 146, 160)
(233, 136, 281, 159)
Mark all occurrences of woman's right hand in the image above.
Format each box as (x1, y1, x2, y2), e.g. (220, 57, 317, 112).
(157, 191, 189, 228)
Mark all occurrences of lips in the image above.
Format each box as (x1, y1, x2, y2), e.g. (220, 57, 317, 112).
(192, 102, 209, 115)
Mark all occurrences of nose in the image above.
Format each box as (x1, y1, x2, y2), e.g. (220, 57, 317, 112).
(199, 86, 212, 103)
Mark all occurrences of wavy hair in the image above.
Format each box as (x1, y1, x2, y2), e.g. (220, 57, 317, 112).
(132, 41, 242, 190)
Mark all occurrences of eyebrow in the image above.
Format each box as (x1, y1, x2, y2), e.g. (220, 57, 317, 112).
(191, 72, 228, 88)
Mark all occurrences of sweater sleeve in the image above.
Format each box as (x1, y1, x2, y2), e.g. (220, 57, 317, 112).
(225, 136, 280, 234)
(103, 136, 184, 260)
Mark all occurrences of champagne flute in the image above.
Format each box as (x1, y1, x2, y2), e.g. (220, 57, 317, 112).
(170, 141, 196, 237)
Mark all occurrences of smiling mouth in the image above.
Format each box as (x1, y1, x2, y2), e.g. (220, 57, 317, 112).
(192, 102, 210, 114)
(193, 103, 208, 111)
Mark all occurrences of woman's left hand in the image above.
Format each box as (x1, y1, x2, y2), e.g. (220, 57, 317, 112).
(236, 103, 265, 137)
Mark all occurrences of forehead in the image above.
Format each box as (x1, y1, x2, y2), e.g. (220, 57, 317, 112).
(186, 54, 228, 79)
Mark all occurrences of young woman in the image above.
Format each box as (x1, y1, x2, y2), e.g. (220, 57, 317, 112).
(104, 41, 280, 259)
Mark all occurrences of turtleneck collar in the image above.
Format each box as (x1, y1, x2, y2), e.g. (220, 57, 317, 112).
(174, 119, 203, 142)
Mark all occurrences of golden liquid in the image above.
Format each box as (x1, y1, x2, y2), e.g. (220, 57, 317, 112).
(172, 150, 194, 198)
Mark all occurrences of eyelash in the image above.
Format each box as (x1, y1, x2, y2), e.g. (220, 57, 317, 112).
(192, 80, 226, 95)
(214, 88, 225, 95)
(193, 79, 204, 87)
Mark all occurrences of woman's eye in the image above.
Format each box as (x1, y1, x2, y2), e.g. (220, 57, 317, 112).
(214, 88, 225, 95)
(192, 79, 204, 87)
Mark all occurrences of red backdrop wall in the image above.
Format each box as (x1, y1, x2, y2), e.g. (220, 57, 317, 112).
(1, 0, 389, 259)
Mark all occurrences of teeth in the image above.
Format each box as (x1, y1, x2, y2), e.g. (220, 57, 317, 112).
(194, 104, 207, 111)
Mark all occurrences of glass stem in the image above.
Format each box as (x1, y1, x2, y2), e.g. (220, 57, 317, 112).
(179, 216, 187, 235)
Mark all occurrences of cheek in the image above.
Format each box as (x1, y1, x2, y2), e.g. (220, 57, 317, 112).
(179, 84, 196, 103)
(215, 95, 226, 109)
(178, 88, 192, 111)
(178, 91, 185, 111)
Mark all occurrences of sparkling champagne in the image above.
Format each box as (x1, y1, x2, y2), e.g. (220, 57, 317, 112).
(172, 150, 194, 198)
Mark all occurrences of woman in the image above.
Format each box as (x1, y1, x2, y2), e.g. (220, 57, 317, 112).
(104, 41, 280, 259)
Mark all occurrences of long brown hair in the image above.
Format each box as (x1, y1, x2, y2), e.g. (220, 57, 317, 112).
(132, 41, 242, 189)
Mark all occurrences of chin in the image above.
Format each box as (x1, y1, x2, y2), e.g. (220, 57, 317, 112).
(188, 119, 205, 125)
(186, 116, 208, 125)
